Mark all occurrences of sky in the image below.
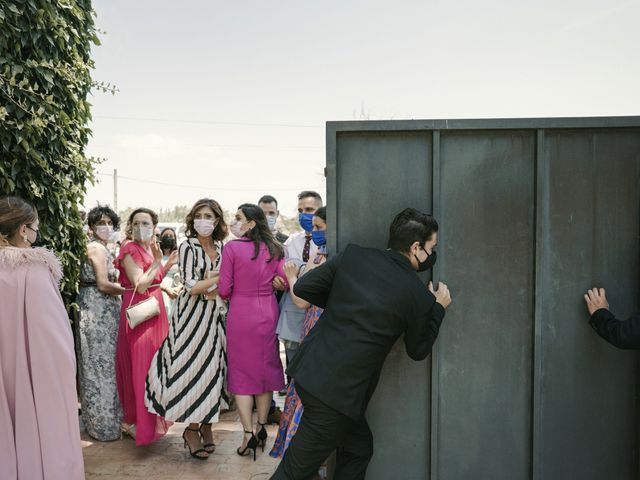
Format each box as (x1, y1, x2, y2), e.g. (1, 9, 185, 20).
(84, 0, 640, 217)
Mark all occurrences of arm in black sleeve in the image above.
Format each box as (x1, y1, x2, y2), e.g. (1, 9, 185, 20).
(404, 299, 446, 361)
(292, 251, 342, 309)
(589, 308, 640, 350)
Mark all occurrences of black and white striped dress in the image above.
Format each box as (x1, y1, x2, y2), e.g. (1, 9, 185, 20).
(145, 237, 228, 423)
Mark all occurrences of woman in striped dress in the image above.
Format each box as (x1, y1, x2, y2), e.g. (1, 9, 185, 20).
(146, 198, 228, 460)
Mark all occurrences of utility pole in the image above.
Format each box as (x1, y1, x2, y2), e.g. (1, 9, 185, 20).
(113, 169, 118, 212)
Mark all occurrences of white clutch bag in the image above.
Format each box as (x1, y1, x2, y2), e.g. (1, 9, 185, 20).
(126, 281, 161, 329)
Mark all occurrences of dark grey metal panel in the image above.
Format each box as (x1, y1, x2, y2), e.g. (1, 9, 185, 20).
(327, 116, 640, 134)
(536, 129, 640, 479)
(434, 131, 535, 480)
(335, 130, 433, 480)
(328, 117, 640, 480)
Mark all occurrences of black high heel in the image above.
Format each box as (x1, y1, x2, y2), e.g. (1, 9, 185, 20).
(257, 421, 268, 452)
(182, 427, 209, 460)
(237, 430, 259, 461)
(199, 423, 215, 454)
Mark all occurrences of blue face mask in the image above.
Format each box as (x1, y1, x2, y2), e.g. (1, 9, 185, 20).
(298, 213, 314, 232)
(311, 229, 326, 247)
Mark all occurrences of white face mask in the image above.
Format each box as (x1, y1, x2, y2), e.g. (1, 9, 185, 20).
(133, 225, 154, 242)
(230, 220, 246, 238)
(267, 215, 277, 231)
(194, 219, 217, 237)
(95, 225, 114, 242)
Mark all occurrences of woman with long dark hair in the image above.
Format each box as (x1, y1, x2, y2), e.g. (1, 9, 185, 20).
(146, 199, 229, 460)
(218, 203, 287, 461)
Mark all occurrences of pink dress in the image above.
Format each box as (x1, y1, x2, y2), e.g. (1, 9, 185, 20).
(218, 239, 287, 395)
(115, 242, 171, 445)
(0, 247, 84, 480)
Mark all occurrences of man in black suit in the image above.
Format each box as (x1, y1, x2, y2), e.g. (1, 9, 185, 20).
(584, 287, 640, 348)
(270, 208, 452, 480)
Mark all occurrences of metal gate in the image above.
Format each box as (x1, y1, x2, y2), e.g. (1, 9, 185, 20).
(325, 117, 640, 480)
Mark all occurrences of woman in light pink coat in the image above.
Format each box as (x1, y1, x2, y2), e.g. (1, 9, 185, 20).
(0, 196, 84, 480)
(218, 203, 287, 460)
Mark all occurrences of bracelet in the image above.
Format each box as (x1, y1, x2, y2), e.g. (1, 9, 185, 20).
(206, 283, 218, 293)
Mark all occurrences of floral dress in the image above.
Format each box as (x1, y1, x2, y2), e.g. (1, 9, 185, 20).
(76, 241, 123, 441)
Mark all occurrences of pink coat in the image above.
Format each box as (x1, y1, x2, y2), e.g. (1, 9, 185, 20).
(0, 247, 84, 480)
(218, 239, 287, 395)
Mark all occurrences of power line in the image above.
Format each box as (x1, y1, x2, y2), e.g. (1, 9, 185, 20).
(96, 172, 325, 192)
(93, 115, 323, 129)
(88, 142, 323, 151)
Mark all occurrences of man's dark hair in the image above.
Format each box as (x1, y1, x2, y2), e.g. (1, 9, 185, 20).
(387, 208, 438, 253)
(258, 195, 278, 208)
(87, 204, 120, 230)
(298, 190, 323, 205)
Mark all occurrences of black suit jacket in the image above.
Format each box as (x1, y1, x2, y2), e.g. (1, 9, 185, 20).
(590, 308, 640, 349)
(287, 244, 445, 420)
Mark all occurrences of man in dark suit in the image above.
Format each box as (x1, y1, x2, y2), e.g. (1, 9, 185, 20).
(270, 208, 452, 480)
(584, 287, 640, 348)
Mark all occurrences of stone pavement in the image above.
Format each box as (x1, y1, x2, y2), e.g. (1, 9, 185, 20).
(82, 409, 280, 480)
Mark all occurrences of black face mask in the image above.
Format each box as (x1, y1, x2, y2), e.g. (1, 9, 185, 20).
(160, 236, 176, 251)
(415, 248, 437, 272)
(26, 226, 42, 247)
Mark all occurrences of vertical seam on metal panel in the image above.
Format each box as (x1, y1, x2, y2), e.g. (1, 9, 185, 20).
(326, 123, 338, 253)
(532, 128, 546, 480)
(430, 129, 441, 480)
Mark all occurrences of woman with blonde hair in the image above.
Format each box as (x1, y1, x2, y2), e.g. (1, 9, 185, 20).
(0, 196, 84, 479)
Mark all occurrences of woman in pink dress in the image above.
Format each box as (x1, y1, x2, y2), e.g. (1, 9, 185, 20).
(115, 207, 177, 445)
(0, 196, 84, 480)
(218, 203, 287, 460)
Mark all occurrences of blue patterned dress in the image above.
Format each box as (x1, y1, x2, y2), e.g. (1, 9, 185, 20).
(270, 304, 323, 458)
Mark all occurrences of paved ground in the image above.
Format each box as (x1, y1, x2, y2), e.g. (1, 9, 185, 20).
(82, 409, 281, 480)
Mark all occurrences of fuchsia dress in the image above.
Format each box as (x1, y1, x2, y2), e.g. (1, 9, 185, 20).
(218, 239, 287, 395)
(115, 241, 171, 445)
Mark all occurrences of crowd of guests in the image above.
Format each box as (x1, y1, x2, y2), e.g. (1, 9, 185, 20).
(0, 190, 327, 479)
(5, 186, 637, 480)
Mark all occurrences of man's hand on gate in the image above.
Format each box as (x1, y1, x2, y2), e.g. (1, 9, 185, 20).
(584, 287, 609, 315)
(429, 281, 452, 309)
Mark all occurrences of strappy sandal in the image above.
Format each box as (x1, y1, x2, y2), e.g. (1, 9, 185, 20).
(236, 430, 258, 461)
(121, 423, 136, 440)
(183, 426, 209, 460)
(256, 421, 268, 452)
(199, 423, 216, 454)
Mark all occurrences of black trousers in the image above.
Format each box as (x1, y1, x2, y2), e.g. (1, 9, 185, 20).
(270, 384, 373, 480)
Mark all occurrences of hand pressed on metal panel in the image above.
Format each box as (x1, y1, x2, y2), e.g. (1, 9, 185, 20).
(429, 281, 452, 309)
(584, 287, 609, 315)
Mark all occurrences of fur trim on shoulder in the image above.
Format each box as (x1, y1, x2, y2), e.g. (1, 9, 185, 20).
(0, 247, 63, 285)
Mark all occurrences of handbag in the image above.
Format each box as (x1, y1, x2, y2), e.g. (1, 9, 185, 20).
(126, 278, 161, 329)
